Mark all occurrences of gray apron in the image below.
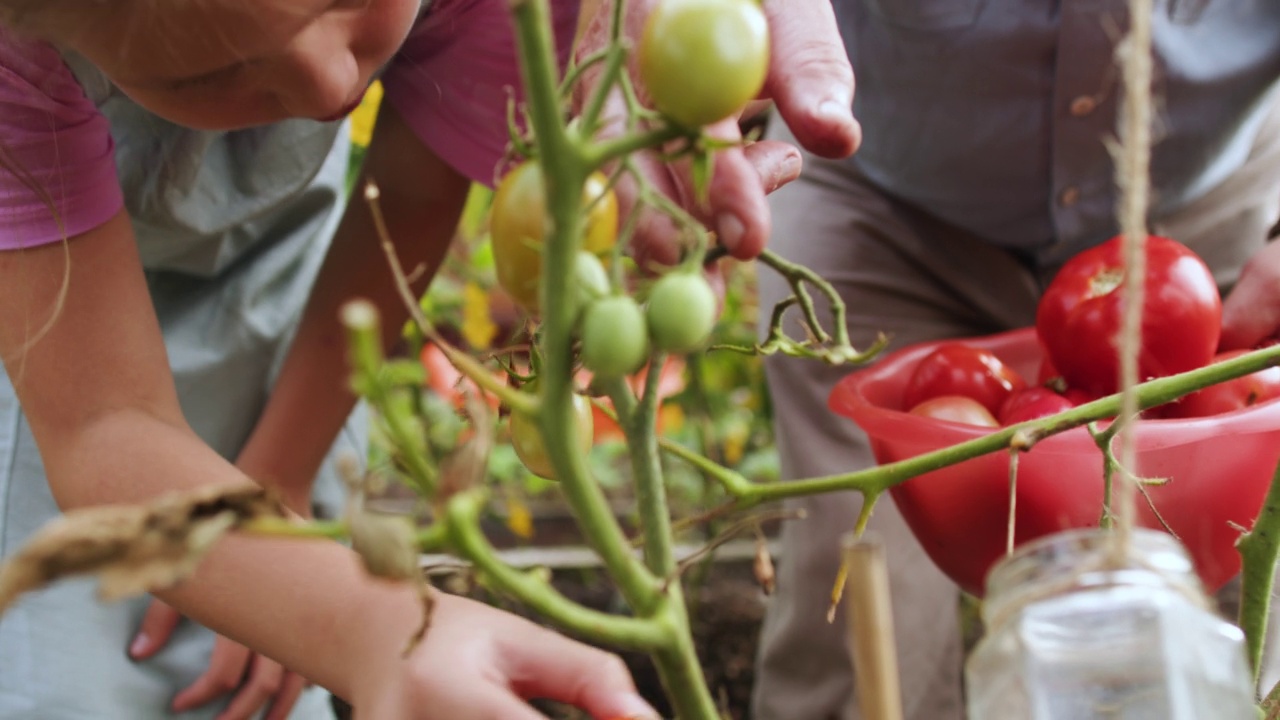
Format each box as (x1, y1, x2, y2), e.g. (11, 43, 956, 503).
(0, 54, 365, 720)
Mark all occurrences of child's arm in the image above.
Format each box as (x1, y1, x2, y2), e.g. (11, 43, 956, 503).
(126, 101, 474, 719)
(234, 102, 470, 513)
(0, 189, 655, 720)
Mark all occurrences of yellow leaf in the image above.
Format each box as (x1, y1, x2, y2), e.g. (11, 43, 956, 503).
(505, 497, 534, 540)
(461, 282, 497, 350)
(349, 81, 384, 148)
(659, 404, 685, 433)
(723, 422, 748, 466)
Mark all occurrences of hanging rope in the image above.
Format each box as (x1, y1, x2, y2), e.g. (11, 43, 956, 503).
(1110, 0, 1155, 564)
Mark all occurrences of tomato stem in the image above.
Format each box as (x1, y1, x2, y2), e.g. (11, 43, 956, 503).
(444, 489, 670, 650)
(510, 0, 663, 615)
(1236, 461, 1280, 689)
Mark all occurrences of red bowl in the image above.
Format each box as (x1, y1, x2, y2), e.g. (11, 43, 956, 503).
(829, 327, 1280, 597)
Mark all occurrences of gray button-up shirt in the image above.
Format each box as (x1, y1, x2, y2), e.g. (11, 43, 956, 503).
(837, 0, 1280, 269)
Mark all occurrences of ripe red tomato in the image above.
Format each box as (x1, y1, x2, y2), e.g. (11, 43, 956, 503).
(1160, 350, 1280, 418)
(997, 386, 1077, 425)
(1036, 234, 1221, 396)
(902, 343, 1028, 416)
(907, 395, 1000, 427)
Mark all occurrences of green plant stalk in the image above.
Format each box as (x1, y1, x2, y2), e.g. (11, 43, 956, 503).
(736, 342, 1280, 506)
(659, 435, 754, 496)
(608, 362, 675, 574)
(1238, 460, 1280, 687)
(586, 125, 686, 168)
(508, 0, 660, 615)
(509, 1, 724, 715)
(575, 0, 626, 135)
(342, 301, 437, 493)
(242, 517, 350, 540)
(445, 489, 669, 650)
(651, 608, 724, 720)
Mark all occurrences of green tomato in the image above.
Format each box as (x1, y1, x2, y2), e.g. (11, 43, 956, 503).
(510, 389, 595, 480)
(646, 271, 718, 354)
(638, 0, 769, 128)
(491, 161, 619, 311)
(580, 295, 650, 378)
(573, 250, 611, 317)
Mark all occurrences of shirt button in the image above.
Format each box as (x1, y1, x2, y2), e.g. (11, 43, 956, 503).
(1070, 96, 1097, 117)
(1059, 187, 1081, 207)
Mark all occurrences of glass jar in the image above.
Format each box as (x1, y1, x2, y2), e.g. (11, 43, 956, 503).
(965, 527, 1256, 719)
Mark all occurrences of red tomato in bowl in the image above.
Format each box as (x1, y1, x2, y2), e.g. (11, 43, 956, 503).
(829, 327, 1280, 597)
(1036, 234, 1221, 396)
(1161, 350, 1280, 418)
(998, 386, 1077, 425)
(903, 343, 1027, 416)
(908, 395, 1000, 427)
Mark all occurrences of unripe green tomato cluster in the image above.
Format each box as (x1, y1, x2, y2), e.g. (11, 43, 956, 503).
(577, 272, 718, 380)
(645, 271, 717, 355)
(638, 0, 770, 128)
(581, 295, 650, 378)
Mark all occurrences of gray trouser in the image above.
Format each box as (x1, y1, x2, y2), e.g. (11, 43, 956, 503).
(751, 105, 1280, 720)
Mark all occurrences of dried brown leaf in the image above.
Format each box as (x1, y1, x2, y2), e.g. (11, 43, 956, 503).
(753, 536, 776, 596)
(0, 483, 282, 616)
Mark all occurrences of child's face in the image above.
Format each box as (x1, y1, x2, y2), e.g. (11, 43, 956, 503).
(68, 0, 421, 130)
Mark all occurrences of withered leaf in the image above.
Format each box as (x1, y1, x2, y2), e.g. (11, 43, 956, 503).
(753, 536, 776, 596)
(0, 483, 283, 616)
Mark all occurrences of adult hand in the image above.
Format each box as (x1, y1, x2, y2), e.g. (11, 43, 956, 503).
(352, 593, 657, 719)
(1220, 240, 1280, 349)
(131, 599, 308, 720)
(576, 0, 860, 268)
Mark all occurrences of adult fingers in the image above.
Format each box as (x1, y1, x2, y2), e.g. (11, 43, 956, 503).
(762, 0, 860, 159)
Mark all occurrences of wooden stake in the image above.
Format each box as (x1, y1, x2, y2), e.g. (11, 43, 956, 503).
(843, 533, 905, 720)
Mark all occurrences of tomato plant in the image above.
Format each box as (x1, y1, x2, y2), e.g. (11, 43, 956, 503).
(420, 343, 503, 411)
(510, 388, 595, 479)
(637, 0, 769, 128)
(580, 295, 650, 378)
(1161, 350, 1280, 418)
(646, 271, 717, 354)
(907, 395, 1000, 427)
(491, 161, 618, 311)
(902, 343, 1027, 416)
(1036, 234, 1221, 396)
(998, 386, 1076, 425)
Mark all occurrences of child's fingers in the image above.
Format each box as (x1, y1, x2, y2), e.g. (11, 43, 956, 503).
(500, 628, 658, 720)
(170, 637, 253, 712)
(263, 672, 309, 720)
(129, 597, 183, 660)
(212, 654, 286, 720)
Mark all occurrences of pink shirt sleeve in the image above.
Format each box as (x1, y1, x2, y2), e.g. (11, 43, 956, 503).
(381, 0, 580, 187)
(0, 30, 122, 250)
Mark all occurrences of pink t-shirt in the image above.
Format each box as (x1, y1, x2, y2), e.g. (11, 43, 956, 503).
(0, 0, 578, 250)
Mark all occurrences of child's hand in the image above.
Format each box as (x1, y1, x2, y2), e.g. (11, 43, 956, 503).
(130, 598, 307, 720)
(351, 592, 659, 719)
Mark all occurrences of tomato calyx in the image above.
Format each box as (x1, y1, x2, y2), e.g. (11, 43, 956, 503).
(1086, 266, 1124, 299)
